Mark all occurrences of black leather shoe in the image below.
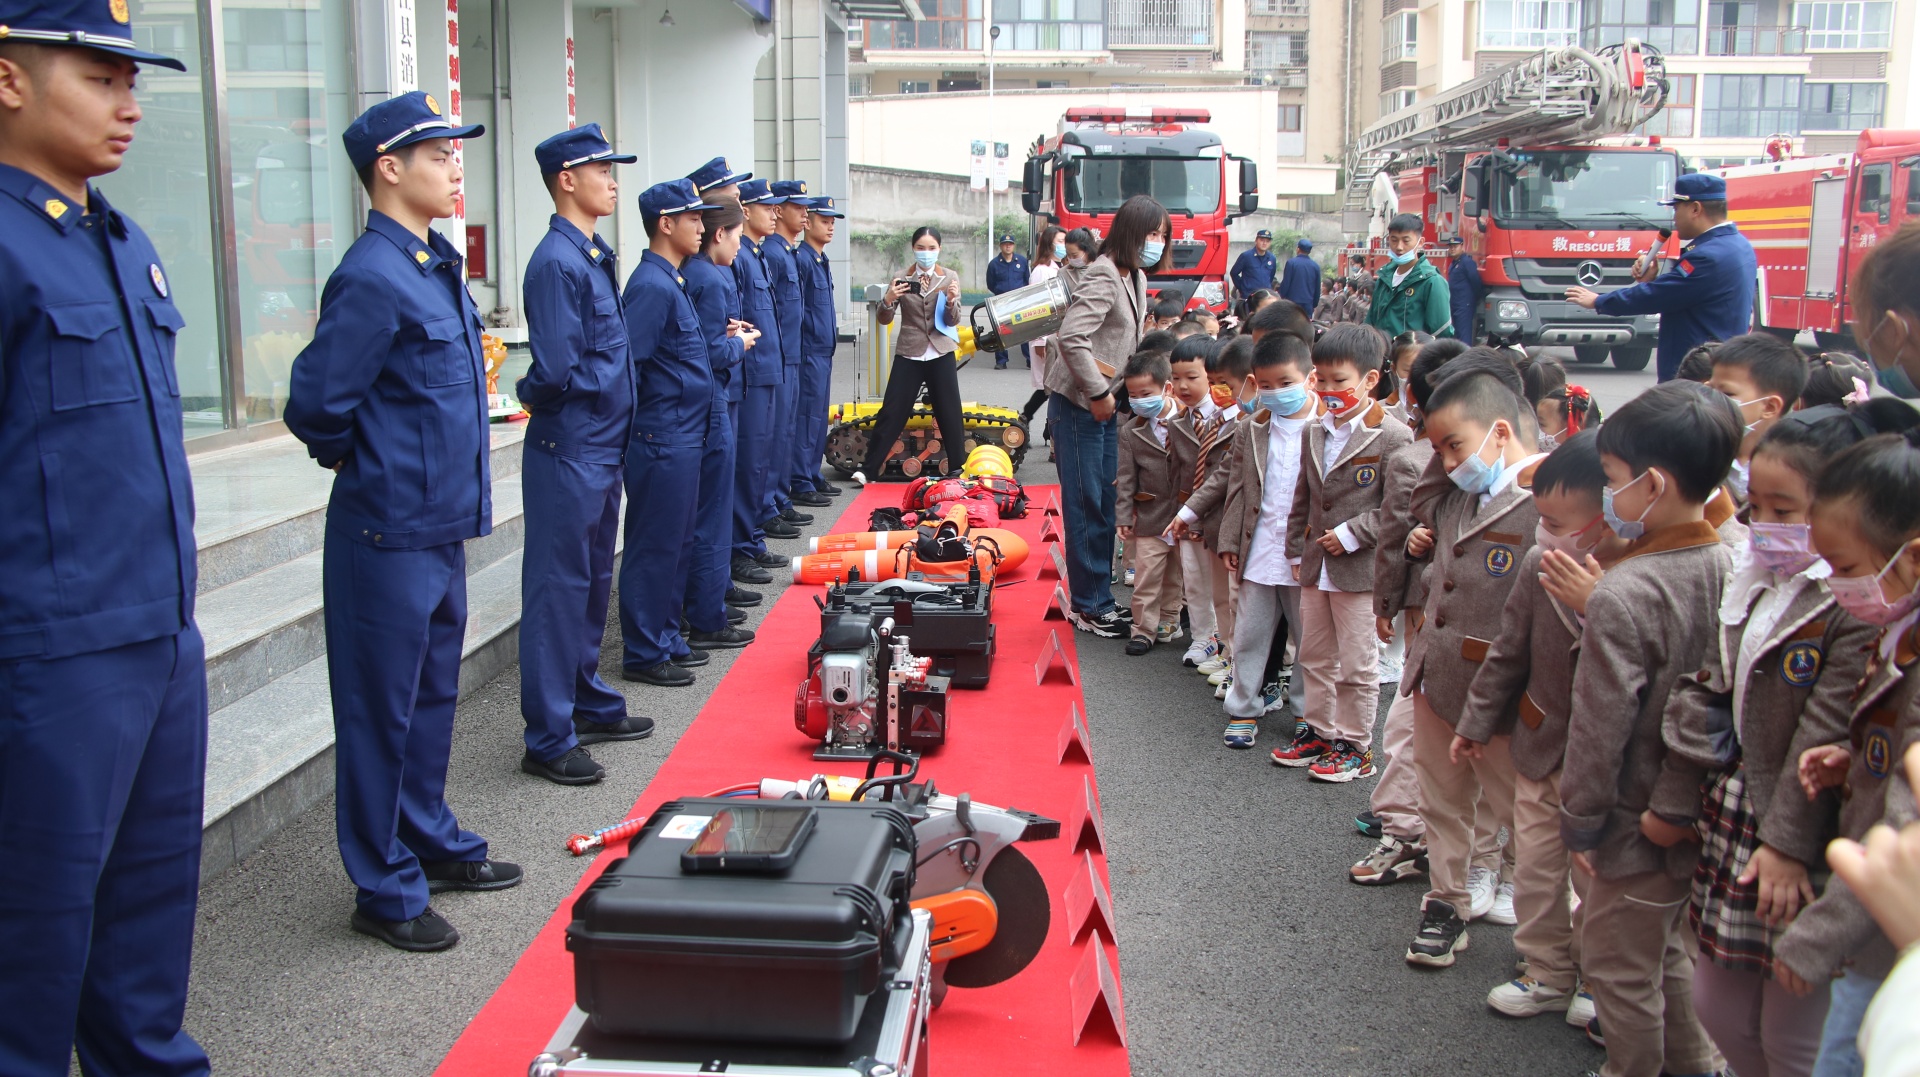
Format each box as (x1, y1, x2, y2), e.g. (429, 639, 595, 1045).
(689, 626, 755, 649)
(751, 548, 786, 567)
(423, 858, 524, 893)
(792, 490, 832, 507)
(624, 661, 694, 687)
(574, 714, 656, 744)
(727, 606, 748, 625)
(731, 558, 773, 584)
(521, 746, 605, 785)
(780, 506, 815, 523)
(671, 648, 710, 668)
(763, 519, 802, 539)
(726, 586, 763, 607)
(352, 906, 459, 952)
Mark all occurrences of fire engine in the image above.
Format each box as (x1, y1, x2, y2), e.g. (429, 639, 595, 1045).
(1715, 129, 1920, 350)
(1338, 42, 1676, 370)
(1021, 107, 1260, 312)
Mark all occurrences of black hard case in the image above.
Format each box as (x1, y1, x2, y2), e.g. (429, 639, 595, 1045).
(565, 798, 918, 1044)
(813, 581, 995, 688)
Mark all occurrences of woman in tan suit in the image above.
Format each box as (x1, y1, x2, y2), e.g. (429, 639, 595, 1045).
(853, 226, 967, 484)
(1048, 195, 1171, 637)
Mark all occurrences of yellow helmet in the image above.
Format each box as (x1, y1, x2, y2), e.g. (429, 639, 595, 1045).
(961, 446, 1013, 479)
(967, 444, 1013, 470)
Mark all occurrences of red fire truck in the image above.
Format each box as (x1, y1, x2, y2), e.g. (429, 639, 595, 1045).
(1338, 42, 1676, 369)
(1715, 129, 1920, 349)
(1021, 107, 1260, 312)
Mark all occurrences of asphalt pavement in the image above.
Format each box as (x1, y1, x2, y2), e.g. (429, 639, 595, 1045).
(182, 340, 1657, 1076)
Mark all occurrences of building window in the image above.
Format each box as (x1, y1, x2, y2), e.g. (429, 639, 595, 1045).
(1037, 78, 1072, 87)
(1277, 103, 1305, 156)
(1382, 11, 1417, 65)
(850, 75, 872, 95)
(1105, 0, 1209, 46)
(1249, 0, 1309, 12)
(1480, 0, 1579, 48)
(992, 0, 1107, 50)
(1278, 104, 1303, 132)
(1583, 0, 1700, 54)
(1247, 30, 1307, 69)
(1381, 88, 1417, 115)
(1706, 0, 1805, 52)
(1792, 1, 1892, 48)
(900, 79, 933, 92)
(868, 0, 985, 50)
(1637, 73, 1695, 136)
(1802, 81, 1885, 129)
(1701, 73, 1804, 137)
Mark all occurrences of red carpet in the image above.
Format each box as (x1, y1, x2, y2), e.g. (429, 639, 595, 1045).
(433, 484, 1131, 1077)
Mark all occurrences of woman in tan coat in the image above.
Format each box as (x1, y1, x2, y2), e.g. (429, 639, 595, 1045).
(853, 226, 966, 484)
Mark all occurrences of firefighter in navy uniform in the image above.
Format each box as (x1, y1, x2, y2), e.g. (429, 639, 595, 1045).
(685, 154, 751, 205)
(728, 178, 789, 586)
(1231, 228, 1278, 309)
(761, 178, 813, 534)
(792, 195, 846, 503)
(0, 6, 211, 1071)
(515, 123, 654, 788)
(285, 92, 521, 954)
(1566, 171, 1757, 382)
(986, 231, 1030, 368)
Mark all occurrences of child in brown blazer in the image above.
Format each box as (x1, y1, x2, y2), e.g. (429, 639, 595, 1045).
(1274, 325, 1413, 779)
(1116, 350, 1181, 655)
(1660, 406, 1889, 1077)
(1162, 337, 1227, 668)
(1559, 381, 1744, 1077)
(1172, 337, 1257, 698)
(1396, 356, 1550, 966)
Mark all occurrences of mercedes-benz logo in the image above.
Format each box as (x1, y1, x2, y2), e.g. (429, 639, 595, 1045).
(1576, 260, 1605, 287)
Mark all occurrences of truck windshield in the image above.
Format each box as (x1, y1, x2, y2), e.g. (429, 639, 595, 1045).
(1062, 156, 1221, 216)
(1490, 150, 1678, 229)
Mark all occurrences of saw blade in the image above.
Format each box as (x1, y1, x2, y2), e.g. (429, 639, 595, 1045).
(941, 844, 1051, 988)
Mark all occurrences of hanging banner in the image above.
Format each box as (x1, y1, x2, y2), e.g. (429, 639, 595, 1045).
(444, 0, 465, 257)
(991, 141, 1009, 193)
(969, 139, 988, 192)
(387, 0, 418, 92)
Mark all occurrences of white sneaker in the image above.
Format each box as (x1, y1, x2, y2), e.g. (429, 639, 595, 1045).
(1485, 881, 1517, 925)
(1465, 866, 1499, 921)
(1124, 567, 1135, 587)
(1487, 976, 1574, 1018)
(1565, 985, 1597, 1029)
(851, 470, 869, 487)
(1181, 634, 1219, 668)
(1207, 662, 1234, 686)
(1378, 652, 1404, 686)
(1197, 655, 1229, 677)
(1156, 621, 1186, 645)
(1213, 671, 1233, 700)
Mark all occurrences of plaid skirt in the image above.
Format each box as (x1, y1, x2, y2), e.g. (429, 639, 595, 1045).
(1690, 765, 1779, 976)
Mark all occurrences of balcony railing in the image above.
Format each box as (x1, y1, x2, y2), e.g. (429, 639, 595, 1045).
(1706, 24, 1808, 55)
(1246, 66, 1308, 87)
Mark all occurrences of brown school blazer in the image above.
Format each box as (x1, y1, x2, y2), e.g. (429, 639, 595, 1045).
(1458, 546, 1582, 781)
(1217, 402, 1327, 561)
(1372, 438, 1437, 621)
(1399, 453, 1541, 724)
(1663, 578, 1875, 867)
(1560, 519, 1730, 882)
(1776, 623, 1920, 983)
(1283, 399, 1414, 593)
(1167, 405, 1239, 548)
(1115, 416, 1179, 537)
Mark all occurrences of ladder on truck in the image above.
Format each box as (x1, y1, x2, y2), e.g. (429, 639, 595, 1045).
(1341, 41, 1670, 230)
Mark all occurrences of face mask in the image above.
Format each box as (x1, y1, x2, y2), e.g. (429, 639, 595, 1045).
(1538, 431, 1560, 453)
(1602, 469, 1659, 542)
(1878, 362, 1920, 399)
(1054, 242, 1068, 261)
(1748, 521, 1820, 578)
(1319, 385, 1365, 414)
(1735, 396, 1777, 435)
(1447, 424, 1505, 496)
(1827, 548, 1920, 627)
(1535, 517, 1602, 558)
(914, 250, 939, 270)
(1726, 458, 1750, 502)
(1141, 240, 1166, 266)
(1209, 383, 1237, 408)
(1387, 248, 1418, 267)
(1130, 394, 1166, 420)
(1258, 383, 1311, 416)
(1067, 254, 1087, 267)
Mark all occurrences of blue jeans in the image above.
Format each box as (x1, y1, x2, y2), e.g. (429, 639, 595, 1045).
(1811, 969, 1882, 1077)
(1047, 392, 1118, 616)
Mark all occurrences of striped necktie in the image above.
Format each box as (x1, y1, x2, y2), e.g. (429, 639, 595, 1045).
(1193, 412, 1223, 490)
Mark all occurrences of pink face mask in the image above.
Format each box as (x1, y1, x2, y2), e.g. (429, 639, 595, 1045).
(1534, 516, 1603, 558)
(1747, 522, 1822, 578)
(1827, 548, 1920, 627)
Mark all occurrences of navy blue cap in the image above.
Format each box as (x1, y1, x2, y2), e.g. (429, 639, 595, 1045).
(0, 0, 188, 69)
(639, 178, 716, 221)
(998, 233, 1016, 244)
(687, 156, 753, 192)
(807, 196, 846, 219)
(1255, 229, 1273, 239)
(534, 123, 635, 175)
(1661, 172, 1727, 205)
(1296, 237, 1312, 250)
(343, 91, 484, 172)
(739, 178, 787, 205)
(770, 180, 810, 201)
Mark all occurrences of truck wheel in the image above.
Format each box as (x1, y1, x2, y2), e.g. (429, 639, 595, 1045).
(1573, 345, 1611, 365)
(1611, 346, 1653, 372)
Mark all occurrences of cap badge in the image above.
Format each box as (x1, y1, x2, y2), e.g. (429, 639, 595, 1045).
(149, 263, 169, 297)
(110, 0, 130, 23)
(415, 250, 430, 264)
(799, 182, 807, 193)
(424, 94, 441, 116)
(44, 198, 68, 220)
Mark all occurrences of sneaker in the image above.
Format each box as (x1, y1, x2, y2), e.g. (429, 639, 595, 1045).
(1223, 718, 1258, 749)
(623, 661, 694, 687)
(1270, 726, 1333, 767)
(818, 481, 844, 495)
(1350, 835, 1428, 885)
(671, 648, 710, 668)
(726, 586, 763, 607)
(731, 558, 774, 585)
(1466, 866, 1499, 921)
(352, 906, 459, 952)
(726, 606, 749, 625)
(1488, 976, 1575, 1018)
(1156, 621, 1186, 645)
(521, 746, 605, 786)
(851, 470, 869, 487)
(1584, 1017, 1605, 1048)
(1308, 741, 1377, 783)
(1486, 881, 1518, 926)
(1182, 634, 1221, 667)
(1213, 672, 1232, 700)
(575, 714, 655, 744)
(1197, 655, 1231, 677)
(1566, 985, 1596, 1029)
(689, 627, 755, 650)
(422, 857, 524, 894)
(779, 506, 814, 524)
(1124, 567, 1135, 587)
(1207, 663, 1234, 686)
(763, 518, 802, 539)
(1124, 636, 1153, 656)
(1406, 898, 1471, 968)
(1259, 681, 1285, 714)
(1067, 607, 1128, 639)
(1355, 810, 1384, 840)
(792, 490, 832, 507)
(1378, 650, 1405, 686)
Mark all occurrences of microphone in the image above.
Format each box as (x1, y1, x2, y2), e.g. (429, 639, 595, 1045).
(1637, 228, 1672, 279)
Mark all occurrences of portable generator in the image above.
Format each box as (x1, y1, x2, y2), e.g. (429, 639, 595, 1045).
(796, 613, 951, 762)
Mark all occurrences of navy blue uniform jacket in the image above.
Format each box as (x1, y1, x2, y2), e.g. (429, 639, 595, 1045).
(1595, 223, 1757, 380)
(799, 241, 837, 357)
(285, 212, 493, 550)
(682, 253, 746, 406)
(623, 250, 713, 446)
(733, 239, 785, 387)
(987, 253, 1029, 296)
(0, 167, 196, 660)
(518, 215, 635, 465)
(1277, 253, 1320, 313)
(763, 235, 806, 365)
(1232, 248, 1277, 298)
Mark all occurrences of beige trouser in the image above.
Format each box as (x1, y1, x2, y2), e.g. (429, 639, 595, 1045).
(1213, 551, 1238, 658)
(1372, 612, 1424, 841)
(1178, 538, 1218, 646)
(1128, 536, 1179, 641)
(1412, 690, 1517, 911)
(1297, 587, 1379, 748)
(1512, 768, 1578, 990)
(1579, 869, 1724, 1077)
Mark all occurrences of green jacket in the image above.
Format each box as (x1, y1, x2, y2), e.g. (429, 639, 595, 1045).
(1366, 256, 1454, 338)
